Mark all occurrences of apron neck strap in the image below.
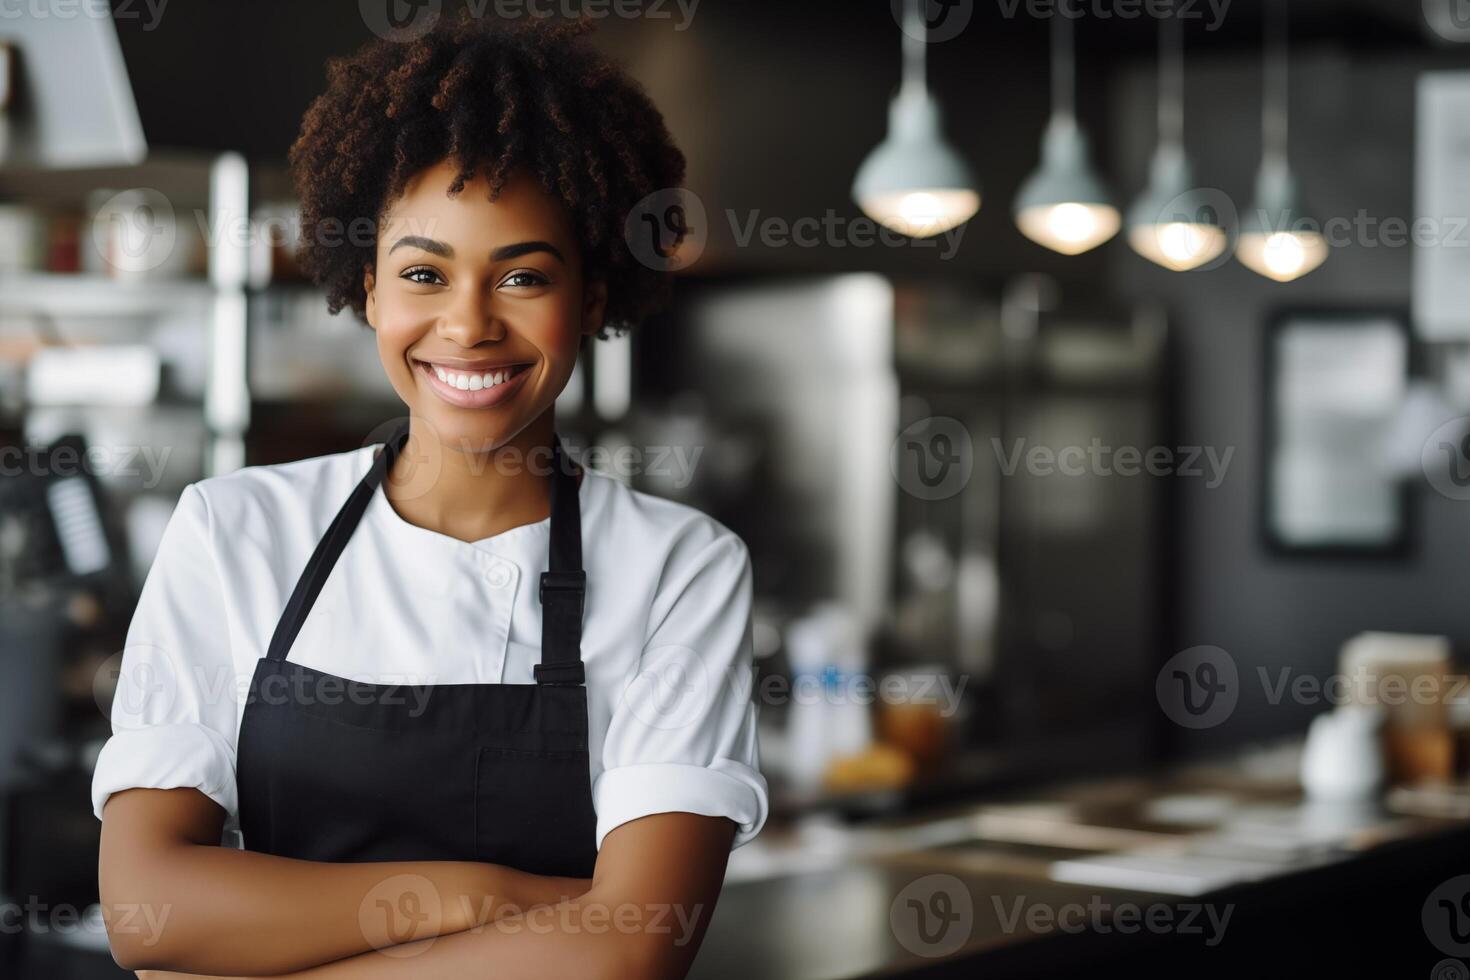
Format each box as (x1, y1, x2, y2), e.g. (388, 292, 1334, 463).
(264, 419, 587, 687)
(264, 420, 409, 663)
(535, 435, 586, 686)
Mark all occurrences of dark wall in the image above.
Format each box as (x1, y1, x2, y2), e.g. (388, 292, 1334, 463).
(106, 0, 1126, 279)
(109, 1, 1429, 282)
(112, 0, 381, 161)
(107, 0, 1470, 753)
(1109, 47, 1470, 754)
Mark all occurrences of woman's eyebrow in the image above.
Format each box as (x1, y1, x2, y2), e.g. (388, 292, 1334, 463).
(386, 237, 564, 264)
(491, 240, 565, 263)
(389, 235, 452, 257)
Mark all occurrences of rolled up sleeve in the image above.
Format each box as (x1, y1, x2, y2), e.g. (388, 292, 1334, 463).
(594, 529, 769, 850)
(91, 483, 241, 827)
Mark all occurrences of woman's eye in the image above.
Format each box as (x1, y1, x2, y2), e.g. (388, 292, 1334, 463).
(502, 270, 549, 289)
(401, 267, 443, 286)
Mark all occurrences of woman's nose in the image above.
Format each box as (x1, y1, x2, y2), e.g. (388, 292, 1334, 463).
(435, 286, 508, 346)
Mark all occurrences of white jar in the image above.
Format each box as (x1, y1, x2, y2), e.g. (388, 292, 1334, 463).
(1300, 704, 1386, 802)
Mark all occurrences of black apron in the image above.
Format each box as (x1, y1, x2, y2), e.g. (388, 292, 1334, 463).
(235, 419, 598, 878)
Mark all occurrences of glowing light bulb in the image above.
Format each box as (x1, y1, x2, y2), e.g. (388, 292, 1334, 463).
(1128, 221, 1228, 271)
(899, 192, 941, 230)
(1236, 229, 1327, 282)
(1016, 202, 1121, 255)
(1048, 203, 1097, 242)
(858, 188, 981, 238)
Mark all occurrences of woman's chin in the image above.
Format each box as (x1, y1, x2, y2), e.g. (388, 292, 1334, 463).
(422, 416, 513, 455)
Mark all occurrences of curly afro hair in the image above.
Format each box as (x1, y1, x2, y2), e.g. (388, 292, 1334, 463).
(288, 12, 686, 337)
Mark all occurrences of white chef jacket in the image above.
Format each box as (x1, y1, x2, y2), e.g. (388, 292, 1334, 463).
(90, 441, 769, 852)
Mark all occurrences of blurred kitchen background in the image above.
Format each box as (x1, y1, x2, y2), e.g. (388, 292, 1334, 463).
(6, 1, 1470, 977)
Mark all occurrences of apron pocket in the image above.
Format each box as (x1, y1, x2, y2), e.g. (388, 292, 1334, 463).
(473, 746, 598, 878)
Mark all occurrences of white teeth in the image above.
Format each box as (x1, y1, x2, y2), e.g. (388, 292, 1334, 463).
(428, 363, 521, 392)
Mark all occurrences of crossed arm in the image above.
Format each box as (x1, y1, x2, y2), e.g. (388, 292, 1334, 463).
(100, 786, 734, 980)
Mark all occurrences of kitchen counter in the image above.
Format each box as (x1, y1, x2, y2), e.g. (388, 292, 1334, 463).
(14, 751, 1470, 979)
(689, 751, 1470, 979)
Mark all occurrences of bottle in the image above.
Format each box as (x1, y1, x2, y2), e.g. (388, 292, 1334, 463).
(784, 603, 871, 790)
(1300, 704, 1386, 802)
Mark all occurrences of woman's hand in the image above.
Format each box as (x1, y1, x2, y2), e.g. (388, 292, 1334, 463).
(128, 814, 735, 980)
(102, 787, 591, 976)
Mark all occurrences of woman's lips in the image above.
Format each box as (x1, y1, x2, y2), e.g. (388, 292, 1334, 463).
(415, 359, 532, 409)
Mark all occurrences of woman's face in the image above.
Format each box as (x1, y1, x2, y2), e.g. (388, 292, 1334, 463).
(364, 159, 606, 454)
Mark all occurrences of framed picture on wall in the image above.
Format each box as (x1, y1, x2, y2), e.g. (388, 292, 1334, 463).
(1414, 73, 1470, 341)
(1261, 309, 1413, 557)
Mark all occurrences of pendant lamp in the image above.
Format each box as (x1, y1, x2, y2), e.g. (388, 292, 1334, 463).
(1015, 0, 1120, 254)
(852, 0, 980, 238)
(1235, 0, 1328, 282)
(1126, 3, 1227, 271)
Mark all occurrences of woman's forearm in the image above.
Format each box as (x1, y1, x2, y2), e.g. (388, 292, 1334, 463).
(142, 888, 707, 980)
(132, 813, 733, 980)
(100, 787, 590, 975)
(104, 840, 588, 974)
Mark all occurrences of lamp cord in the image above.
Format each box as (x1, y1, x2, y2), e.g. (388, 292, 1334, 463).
(1159, 0, 1184, 151)
(1053, 0, 1076, 123)
(901, 0, 927, 98)
(1263, 0, 1290, 170)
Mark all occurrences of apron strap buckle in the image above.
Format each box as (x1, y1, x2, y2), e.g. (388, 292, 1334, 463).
(539, 570, 586, 612)
(537, 570, 587, 686)
(533, 661, 587, 685)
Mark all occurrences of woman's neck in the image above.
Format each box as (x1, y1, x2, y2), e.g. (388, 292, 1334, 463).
(382, 412, 575, 544)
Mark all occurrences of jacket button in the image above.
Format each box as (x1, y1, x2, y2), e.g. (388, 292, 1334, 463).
(486, 564, 512, 589)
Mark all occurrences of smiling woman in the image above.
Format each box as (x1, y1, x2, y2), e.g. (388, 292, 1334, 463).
(365, 163, 592, 457)
(93, 12, 765, 980)
(290, 12, 684, 336)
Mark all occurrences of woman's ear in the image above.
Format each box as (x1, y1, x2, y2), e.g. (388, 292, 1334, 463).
(581, 280, 609, 338)
(362, 266, 378, 329)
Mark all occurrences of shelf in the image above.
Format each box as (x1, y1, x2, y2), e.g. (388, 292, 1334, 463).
(0, 147, 221, 205)
(3, 151, 252, 479)
(0, 273, 216, 320)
